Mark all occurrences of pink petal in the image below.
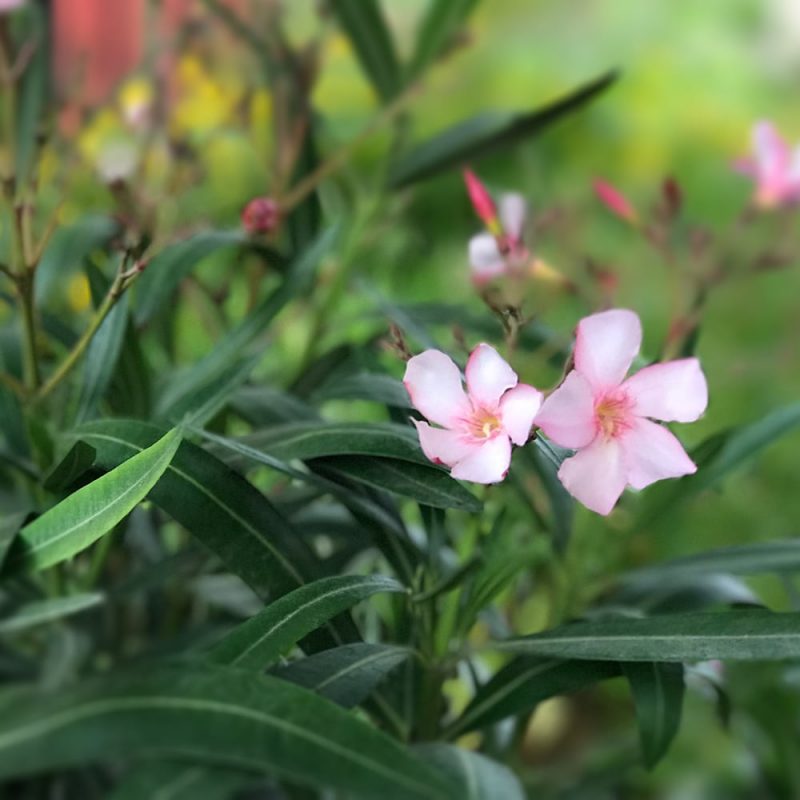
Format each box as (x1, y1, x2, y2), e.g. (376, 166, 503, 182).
(465, 343, 518, 410)
(754, 120, 790, 180)
(464, 169, 498, 226)
(499, 193, 527, 242)
(574, 308, 641, 391)
(623, 358, 708, 422)
(413, 420, 480, 468)
(500, 383, 543, 446)
(403, 350, 471, 429)
(621, 418, 697, 491)
(469, 234, 506, 284)
(534, 371, 597, 449)
(451, 434, 512, 484)
(557, 437, 627, 516)
(593, 178, 637, 223)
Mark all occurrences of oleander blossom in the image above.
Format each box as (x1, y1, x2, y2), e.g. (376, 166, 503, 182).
(534, 309, 708, 515)
(734, 121, 800, 209)
(0, 0, 25, 12)
(404, 344, 543, 484)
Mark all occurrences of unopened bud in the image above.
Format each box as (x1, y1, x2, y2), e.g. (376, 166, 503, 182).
(593, 178, 638, 224)
(241, 196, 281, 235)
(463, 169, 501, 234)
(662, 177, 682, 219)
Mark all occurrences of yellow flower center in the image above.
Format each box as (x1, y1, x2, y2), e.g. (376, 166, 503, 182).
(595, 393, 631, 440)
(468, 408, 502, 439)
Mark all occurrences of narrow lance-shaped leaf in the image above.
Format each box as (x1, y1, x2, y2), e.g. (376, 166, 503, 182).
(6, 428, 181, 573)
(388, 70, 618, 188)
(274, 642, 411, 708)
(107, 763, 252, 800)
(0, 593, 104, 635)
(496, 610, 800, 662)
(407, 0, 479, 79)
(622, 662, 685, 769)
(328, 0, 402, 102)
(0, 663, 454, 800)
(208, 575, 405, 669)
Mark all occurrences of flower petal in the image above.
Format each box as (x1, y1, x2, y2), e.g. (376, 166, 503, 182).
(451, 434, 512, 484)
(500, 383, 543, 446)
(557, 437, 626, 516)
(623, 358, 708, 422)
(403, 350, 471, 429)
(574, 308, 642, 391)
(469, 234, 506, 284)
(754, 120, 790, 181)
(465, 343, 518, 410)
(499, 193, 527, 242)
(413, 420, 479, 467)
(534, 371, 597, 449)
(621, 418, 697, 490)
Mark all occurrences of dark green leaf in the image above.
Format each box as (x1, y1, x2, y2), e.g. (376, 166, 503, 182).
(134, 231, 246, 325)
(388, 70, 618, 187)
(42, 441, 96, 492)
(328, 0, 401, 101)
(622, 662, 684, 768)
(0, 662, 453, 799)
(0, 512, 26, 571)
(0, 593, 103, 635)
(497, 610, 800, 662)
(416, 744, 525, 800)
(408, 0, 479, 79)
(275, 642, 411, 707)
(8, 428, 181, 572)
(108, 763, 253, 800)
(311, 373, 411, 408)
(208, 574, 404, 668)
(232, 385, 319, 425)
(447, 657, 619, 737)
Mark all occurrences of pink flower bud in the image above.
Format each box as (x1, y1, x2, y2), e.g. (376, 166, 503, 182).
(463, 169, 499, 231)
(241, 196, 281, 235)
(593, 179, 638, 224)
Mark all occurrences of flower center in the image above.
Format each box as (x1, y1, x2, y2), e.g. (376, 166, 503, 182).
(595, 392, 631, 441)
(467, 407, 502, 439)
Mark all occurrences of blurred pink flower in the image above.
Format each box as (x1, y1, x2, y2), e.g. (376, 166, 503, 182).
(241, 196, 281, 235)
(593, 179, 638, 223)
(0, 0, 26, 11)
(735, 121, 800, 209)
(535, 309, 707, 515)
(464, 168, 499, 230)
(404, 344, 542, 484)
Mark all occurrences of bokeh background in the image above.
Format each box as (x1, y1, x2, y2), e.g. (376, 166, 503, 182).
(26, 1, 800, 795)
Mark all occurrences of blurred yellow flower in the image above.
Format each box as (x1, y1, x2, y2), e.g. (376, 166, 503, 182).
(67, 273, 91, 314)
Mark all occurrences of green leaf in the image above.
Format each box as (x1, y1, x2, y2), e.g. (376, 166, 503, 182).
(134, 231, 246, 325)
(496, 610, 800, 662)
(622, 662, 684, 768)
(622, 540, 800, 584)
(71, 420, 321, 601)
(408, 0, 479, 79)
(7, 428, 181, 572)
(275, 642, 411, 707)
(642, 403, 800, 519)
(416, 744, 525, 800)
(232, 385, 319, 425)
(0, 593, 103, 635)
(388, 70, 617, 187)
(43, 441, 96, 492)
(208, 574, 404, 669)
(0, 662, 453, 799)
(328, 0, 401, 102)
(74, 291, 130, 423)
(311, 373, 411, 408)
(0, 512, 26, 571)
(313, 455, 482, 511)
(108, 763, 253, 800)
(446, 657, 619, 737)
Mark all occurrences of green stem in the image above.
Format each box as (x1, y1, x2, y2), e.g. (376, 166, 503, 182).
(18, 270, 39, 388)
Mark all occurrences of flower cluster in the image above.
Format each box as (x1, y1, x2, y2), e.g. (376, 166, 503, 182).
(735, 120, 800, 209)
(404, 309, 708, 516)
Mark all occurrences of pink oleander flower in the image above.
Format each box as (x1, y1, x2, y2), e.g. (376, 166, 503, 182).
(593, 178, 638, 223)
(404, 344, 543, 484)
(0, 0, 25, 12)
(734, 121, 800, 209)
(464, 169, 530, 285)
(534, 309, 708, 515)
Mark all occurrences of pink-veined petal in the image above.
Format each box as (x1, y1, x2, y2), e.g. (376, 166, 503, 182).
(465, 343, 518, 410)
(754, 120, 790, 182)
(557, 436, 627, 516)
(500, 383, 543, 446)
(499, 193, 527, 242)
(404, 350, 471, 429)
(469, 233, 506, 283)
(451, 434, 512, 484)
(413, 420, 480, 468)
(534, 371, 597, 449)
(574, 308, 642, 391)
(623, 358, 708, 422)
(621, 418, 696, 490)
